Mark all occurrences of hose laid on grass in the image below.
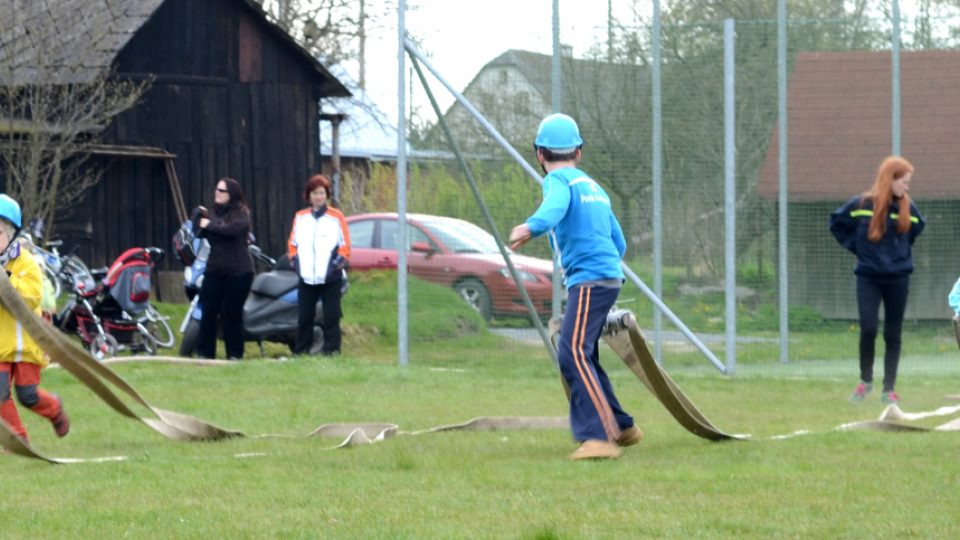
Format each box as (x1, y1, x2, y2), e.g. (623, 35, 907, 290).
(838, 403, 960, 432)
(1, 267, 957, 463)
(596, 308, 960, 438)
(0, 270, 247, 462)
(599, 310, 739, 441)
(0, 271, 568, 463)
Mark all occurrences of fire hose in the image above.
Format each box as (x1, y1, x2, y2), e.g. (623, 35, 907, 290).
(2, 270, 958, 464)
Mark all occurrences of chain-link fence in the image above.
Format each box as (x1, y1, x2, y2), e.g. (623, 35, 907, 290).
(336, 3, 960, 379)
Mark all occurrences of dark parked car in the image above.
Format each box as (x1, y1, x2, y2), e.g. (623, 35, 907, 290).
(346, 213, 556, 320)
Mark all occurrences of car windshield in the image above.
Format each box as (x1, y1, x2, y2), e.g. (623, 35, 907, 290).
(419, 218, 509, 255)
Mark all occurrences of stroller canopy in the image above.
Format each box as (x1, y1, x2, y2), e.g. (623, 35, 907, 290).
(104, 247, 153, 315)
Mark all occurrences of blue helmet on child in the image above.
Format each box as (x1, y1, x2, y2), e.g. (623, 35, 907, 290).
(0, 194, 22, 229)
(534, 113, 584, 152)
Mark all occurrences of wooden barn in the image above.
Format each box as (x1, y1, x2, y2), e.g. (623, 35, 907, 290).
(757, 51, 960, 320)
(0, 0, 349, 285)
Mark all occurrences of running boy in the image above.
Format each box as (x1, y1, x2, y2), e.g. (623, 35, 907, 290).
(509, 114, 642, 460)
(0, 194, 69, 443)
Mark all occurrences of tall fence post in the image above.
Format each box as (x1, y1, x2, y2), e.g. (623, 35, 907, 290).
(724, 18, 737, 375)
(396, 0, 408, 367)
(891, 0, 902, 155)
(777, 0, 789, 363)
(651, 0, 664, 364)
(550, 0, 563, 323)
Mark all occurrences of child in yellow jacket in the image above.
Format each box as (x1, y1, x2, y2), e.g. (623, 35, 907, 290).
(0, 194, 69, 443)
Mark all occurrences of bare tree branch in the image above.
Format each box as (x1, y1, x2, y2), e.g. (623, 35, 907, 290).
(0, 27, 149, 236)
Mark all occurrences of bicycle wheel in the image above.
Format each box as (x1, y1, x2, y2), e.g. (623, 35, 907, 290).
(89, 333, 119, 361)
(42, 262, 62, 301)
(133, 322, 157, 355)
(58, 254, 91, 294)
(141, 304, 175, 349)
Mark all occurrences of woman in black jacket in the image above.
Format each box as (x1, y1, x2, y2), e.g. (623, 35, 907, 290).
(196, 177, 254, 360)
(829, 156, 925, 405)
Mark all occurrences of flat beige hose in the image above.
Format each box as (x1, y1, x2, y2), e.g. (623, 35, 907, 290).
(2, 268, 957, 463)
(0, 264, 567, 462)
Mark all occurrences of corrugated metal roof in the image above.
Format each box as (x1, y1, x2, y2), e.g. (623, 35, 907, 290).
(318, 63, 444, 161)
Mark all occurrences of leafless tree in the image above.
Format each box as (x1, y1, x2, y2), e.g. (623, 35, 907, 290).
(256, 0, 389, 90)
(0, 30, 149, 236)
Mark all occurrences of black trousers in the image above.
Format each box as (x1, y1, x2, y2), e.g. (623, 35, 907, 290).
(856, 274, 910, 392)
(198, 272, 253, 359)
(294, 276, 343, 355)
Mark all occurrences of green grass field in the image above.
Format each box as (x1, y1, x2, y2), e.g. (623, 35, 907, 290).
(6, 351, 960, 538)
(5, 271, 960, 538)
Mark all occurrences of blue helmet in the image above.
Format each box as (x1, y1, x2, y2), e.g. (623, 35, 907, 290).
(534, 113, 583, 152)
(0, 194, 21, 229)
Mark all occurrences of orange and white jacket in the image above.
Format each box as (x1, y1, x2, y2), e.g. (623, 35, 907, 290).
(287, 206, 351, 285)
(0, 245, 47, 366)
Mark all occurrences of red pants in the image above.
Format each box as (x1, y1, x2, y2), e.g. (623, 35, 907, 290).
(0, 362, 62, 441)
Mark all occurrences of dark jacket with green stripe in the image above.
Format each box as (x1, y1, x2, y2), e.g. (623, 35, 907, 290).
(829, 196, 926, 277)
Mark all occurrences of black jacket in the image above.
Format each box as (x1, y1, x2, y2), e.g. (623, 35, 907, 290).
(829, 196, 925, 277)
(199, 205, 254, 275)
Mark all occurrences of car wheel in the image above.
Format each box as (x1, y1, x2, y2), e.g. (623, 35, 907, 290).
(454, 278, 492, 320)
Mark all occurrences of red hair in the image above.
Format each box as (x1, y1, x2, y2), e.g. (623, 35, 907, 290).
(303, 174, 332, 203)
(862, 156, 913, 242)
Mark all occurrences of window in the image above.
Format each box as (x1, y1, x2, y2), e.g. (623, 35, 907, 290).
(348, 219, 375, 248)
(380, 220, 430, 251)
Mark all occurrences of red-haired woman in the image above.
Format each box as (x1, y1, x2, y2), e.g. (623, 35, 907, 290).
(830, 156, 925, 405)
(287, 174, 350, 356)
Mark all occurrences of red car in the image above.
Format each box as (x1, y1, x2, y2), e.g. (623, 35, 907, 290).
(345, 213, 557, 320)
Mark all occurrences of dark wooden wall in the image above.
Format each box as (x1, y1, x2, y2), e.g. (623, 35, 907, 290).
(59, 0, 331, 269)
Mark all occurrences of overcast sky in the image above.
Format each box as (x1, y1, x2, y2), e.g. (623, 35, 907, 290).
(334, 0, 944, 127)
(343, 0, 641, 125)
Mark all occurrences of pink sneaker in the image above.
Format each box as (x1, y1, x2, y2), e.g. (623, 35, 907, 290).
(850, 382, 873, 402)
(881, 391, 900, 405)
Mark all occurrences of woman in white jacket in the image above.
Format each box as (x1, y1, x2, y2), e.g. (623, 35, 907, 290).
(287, 174, 350, 356)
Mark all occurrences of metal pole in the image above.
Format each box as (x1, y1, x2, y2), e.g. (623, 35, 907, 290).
(331, 118, 342, 205)
(651, 0, 663, 364)
(409, 54, 558, 366)
(551, 0, 561, 110)
(405, 40, 542, 184)
(396, 0, 408, 367)
(891, 0, 902, 155)
(777, 0, 789, 363)
(724, 18, 737, 375)
(405, 39, 725, 374)
(621, 264, 726, 373)
(550, 0, 563, 323)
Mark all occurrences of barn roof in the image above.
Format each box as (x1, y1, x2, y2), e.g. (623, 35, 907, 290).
(757, 50, 960, 202)
(0, 0, 348, 94)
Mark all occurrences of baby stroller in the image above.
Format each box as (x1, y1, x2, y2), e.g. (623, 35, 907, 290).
(56, 247, 168, 360)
